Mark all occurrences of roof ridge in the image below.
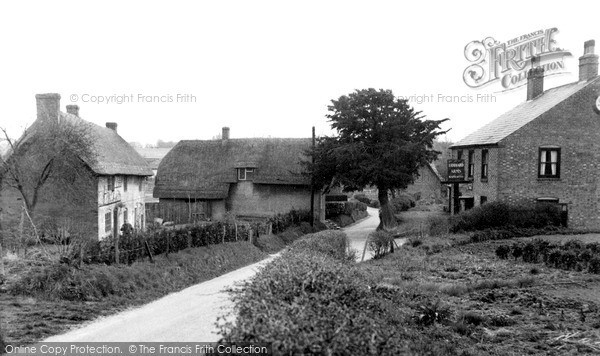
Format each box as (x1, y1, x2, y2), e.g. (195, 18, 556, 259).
(452, 76, 600, 148)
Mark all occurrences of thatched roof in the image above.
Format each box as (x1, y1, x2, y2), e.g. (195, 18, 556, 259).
(19, 112, 152, 176)
(154, 138, 311, 199)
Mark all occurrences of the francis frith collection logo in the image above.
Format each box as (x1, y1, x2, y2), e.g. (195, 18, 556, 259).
(463, 28, 572, 91)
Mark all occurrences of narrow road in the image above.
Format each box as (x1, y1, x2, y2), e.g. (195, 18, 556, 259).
(344, 207, 406, 262)
(43, 255, 278, 342)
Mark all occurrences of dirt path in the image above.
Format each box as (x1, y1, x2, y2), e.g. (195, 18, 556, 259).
(43, 255, 278, 342)
(345, 207, 406, 262)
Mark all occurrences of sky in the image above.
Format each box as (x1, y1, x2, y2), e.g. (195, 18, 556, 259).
(1, 1, 600, 146)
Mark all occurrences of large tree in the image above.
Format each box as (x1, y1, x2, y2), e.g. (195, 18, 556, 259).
(0, 118, 97, 220)
(311, 88, 448, 235)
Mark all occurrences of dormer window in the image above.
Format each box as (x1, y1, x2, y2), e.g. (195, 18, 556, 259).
(238, 168, 255, 181)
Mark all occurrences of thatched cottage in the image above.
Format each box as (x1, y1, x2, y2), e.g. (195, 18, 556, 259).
(153, 127, 324, 222)
(0, 93, 152, 240)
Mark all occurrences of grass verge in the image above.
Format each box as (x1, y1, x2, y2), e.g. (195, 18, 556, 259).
(2, 241, 267, 344)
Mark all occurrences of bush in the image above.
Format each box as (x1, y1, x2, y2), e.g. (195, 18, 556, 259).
(390, 194, 415, 214)
(495, 245, 510, 260)
(368, 231, 394, 259)
(588, 257, 600, 274)
(325, 202, 346, 219)
(353, 193, 371, 205)
(369, 200, 380, 208)
(288, 230, 351, 262)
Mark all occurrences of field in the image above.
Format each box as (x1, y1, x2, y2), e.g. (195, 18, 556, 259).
(361, 233, 600, 355)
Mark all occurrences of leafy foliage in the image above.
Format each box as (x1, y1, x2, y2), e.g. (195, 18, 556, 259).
(308, 88, 448, 229)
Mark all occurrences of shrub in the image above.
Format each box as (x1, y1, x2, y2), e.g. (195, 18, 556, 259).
(325, 202, 346, 219)
(353, 193, 371, 205)
(369, 200, 380, 208)
(495, 245, 510, 260)
(412, 300, 452, 326)
(460, 311, 486, 326)
(546, 248, 563, 268)
(588, 257, 600, 274)
(511, 243, 523, 261)
(390, 194, 416, 214)
(368, 231, 394, 259)
(288, 230, 351, 262)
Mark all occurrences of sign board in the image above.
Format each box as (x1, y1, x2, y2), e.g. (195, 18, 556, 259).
(447, 159, 466, 181)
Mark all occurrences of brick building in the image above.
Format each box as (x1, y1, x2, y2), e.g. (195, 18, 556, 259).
(153, 127, 324, 223)
(0, 94, 153, 240)
(450, 40, 600, 229)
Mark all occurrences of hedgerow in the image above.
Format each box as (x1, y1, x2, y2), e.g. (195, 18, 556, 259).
(11, 241, 267, 301)
(219, 230, 460, 355)
(450, 201, 562, 233)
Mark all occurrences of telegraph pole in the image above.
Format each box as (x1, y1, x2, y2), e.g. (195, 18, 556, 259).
(310, 126, 316, 227)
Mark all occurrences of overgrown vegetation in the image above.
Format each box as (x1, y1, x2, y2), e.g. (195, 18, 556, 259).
(10, 242, 266, 301)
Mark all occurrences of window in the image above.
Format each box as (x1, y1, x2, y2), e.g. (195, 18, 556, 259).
(480, 196, 487, 205)
(107, 176, 115, 191)
(481, 149, 488, 180)
(456, 150, 463, 160)
(123, 208, 128, 224)
(538, 148, 561, 178)
(467, 150, 475, 179)
(139, 177, 143, 192)
(124, 176, 128, 192)
(105, 212, 112, 233)
(237, 168, 255, 180)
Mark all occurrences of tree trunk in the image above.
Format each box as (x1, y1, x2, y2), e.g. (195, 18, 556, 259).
(377, 187, 398, 253)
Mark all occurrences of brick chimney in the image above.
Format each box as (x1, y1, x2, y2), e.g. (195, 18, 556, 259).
(222, 127, 230, 140)
(35, 93, 61, 122)
(527, 56, 544, 101)
(106, 122, 118, 132)
(66, 104, 79, 117)
(579, 40, 599, 82)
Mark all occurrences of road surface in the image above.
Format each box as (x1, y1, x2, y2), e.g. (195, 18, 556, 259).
(43, 210, 393, 342)
(43, 255, 278, 342)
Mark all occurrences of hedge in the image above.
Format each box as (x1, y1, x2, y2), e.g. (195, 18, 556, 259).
(219, 230, 459, 355)
(450, 201, 562, 233)
(73, 209, 311, 265)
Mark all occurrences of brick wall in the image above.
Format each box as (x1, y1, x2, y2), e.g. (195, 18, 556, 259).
(451, 146, 500, 211)
(497, 80, 600, 229)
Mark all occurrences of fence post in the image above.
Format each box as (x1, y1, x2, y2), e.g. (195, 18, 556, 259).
(235, 222, 238, 241)
(222, 225, 226, 244)
(144, 241, 154, 263)
(0, 243, 5, 279)
(166, 232, 170, 257)
(187, 231, 192, 249)
(267, 223, 272, 236)
(114, 234, 120, 265)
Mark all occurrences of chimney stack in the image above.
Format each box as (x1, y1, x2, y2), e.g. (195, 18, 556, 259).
(222, 127, 230, 140)
(579, 40, 599, 82)
(105, 122, 118, 132)
(527, 56, 544, 101)
(35, 93, 61, 122)
(66, 105, 79, 117)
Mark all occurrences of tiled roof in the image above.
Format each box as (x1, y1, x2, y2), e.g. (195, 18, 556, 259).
(451, 77, 600, 148)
